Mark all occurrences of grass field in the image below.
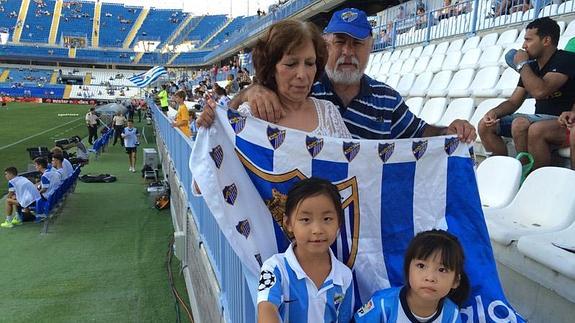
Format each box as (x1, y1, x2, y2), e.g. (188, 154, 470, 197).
(0, 102, 89, 195)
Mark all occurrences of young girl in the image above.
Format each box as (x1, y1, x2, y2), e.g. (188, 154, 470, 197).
(355, 229, 470, 323)
(257, 178, 353, 323)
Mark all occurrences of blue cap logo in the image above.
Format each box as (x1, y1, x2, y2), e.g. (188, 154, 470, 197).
(341, 10, 358, 22)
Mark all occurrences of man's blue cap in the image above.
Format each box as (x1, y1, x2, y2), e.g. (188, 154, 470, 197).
(324, 8, 372, 40)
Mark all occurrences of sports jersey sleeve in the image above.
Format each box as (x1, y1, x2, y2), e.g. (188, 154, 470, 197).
(354, 296, 384, 322)
(391, 98, 427, 139)
(257, 261, 283, 307)
(8, 182, 15, 192)
(41, 175, 51, 189)
(547, 51, 575, 78)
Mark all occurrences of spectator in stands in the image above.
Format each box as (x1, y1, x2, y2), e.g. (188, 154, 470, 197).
(478, 17, 575, 170)
(201, 8, 475, 142)
(225, 74, 240, 94)
(112, 111, 126, 146)
(157, 84, 169, 114)
(237, 69, 252, 89)
(189, 110, 198, 140)
(34, 157, 61, 202)
(437, 0, 456, 21)
(415, 6, 428, 29)
(85, 106, 99, 145)
(51, 146, 74, 178)
(2, 167, 41, 228)
(214, 86, 230, 107)
(171, 89, 191, 138)
(121, 120, 140, 172)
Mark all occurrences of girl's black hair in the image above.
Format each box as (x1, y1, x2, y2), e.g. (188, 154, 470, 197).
(285, 177, 343, 226)
(403, 229, 470, 306)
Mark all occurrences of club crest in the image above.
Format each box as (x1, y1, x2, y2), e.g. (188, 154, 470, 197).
(236, 219, 251, 238)
(341, 10, 358, 22)
(343, 142, 360, 162)
(267, 126, 286, 150)
(265, 188, 292, 240)
(209, 145, 224, 168)
(227, 109, 246, 134)
(412, 140, 428, 160)
(222, 183, 238, 205)
(306, 136, 324, 158)
(378, 143, 395, 163)
(444, 137, 459, 156)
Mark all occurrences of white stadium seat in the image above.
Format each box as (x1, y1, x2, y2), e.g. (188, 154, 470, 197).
(496, 29, 519, 47)
(563, 19, 575, 37)
(522, 8, 535, 21)
(470, 98, 506, 138)
(396, 73, 416, 97)
(427, 71, 453, 97)
(388, 59, 405, 75)
(461, 36, 480, 53)
(447, 69, 476, 97)
(517, 220, 575, 280)
(410, 45, 423, 58)
(381, 51, 392, 63)
(405, 97, 425, 116)
(434, 41, 449, 55)
(558, 20, 566, 35)
(426, 53, 446, 73)
(559, 36, 570, 50)
(478, 32, 499, 50)
(413, 56, 431, 75)
(400, 57, 417, 75)
(478, 45, 503, 68)
(408, 72, 434, 97)
(421, 43, 436, 57)
(458, 48, 482, 69)
(476, 156, 522, 209)
(516, 28, 526, 42)
(447, 38, 464, 53)
(558, 1, 574, 14)
(540, 4, 559, 17)
(437, 98, 475, 127)
(386, 73, 401, 89)
(473, 67, 516, 97)
(400, 48, 412, 60)
(419, 98, 448, 125)
(462, 66, 500, 97)
(442, 51, 463, 71)
(516, 98, 536, 114)
(375, 61, 392, 78)
(389, 49, 402, 62)
(485, 167, 575, 245)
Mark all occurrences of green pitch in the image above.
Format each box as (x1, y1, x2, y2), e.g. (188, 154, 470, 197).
(0, 102, 88, 195)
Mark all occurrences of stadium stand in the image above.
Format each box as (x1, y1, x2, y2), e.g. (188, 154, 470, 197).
(19, 0, 54, 43)
(132, 8, 182, 48)
(98, 2, 141, 48)
(57, 0, 94, 46)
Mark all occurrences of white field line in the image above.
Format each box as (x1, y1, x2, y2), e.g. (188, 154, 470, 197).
(0, 117, 82, 151)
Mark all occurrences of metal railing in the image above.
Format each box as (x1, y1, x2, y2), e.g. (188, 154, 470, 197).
(150, 102, 256, 323)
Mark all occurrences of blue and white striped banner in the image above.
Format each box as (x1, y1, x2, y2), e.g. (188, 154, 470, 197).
(190, 106, 524, 322)
(128, 66, 167, 87)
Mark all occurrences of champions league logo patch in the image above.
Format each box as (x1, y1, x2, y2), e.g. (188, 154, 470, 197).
(444, 137, 459, 156)
(412, 140, 428, 160)
(378, 143, 395, 163)
(209, 145, 224, 169)
(267, 126, 286, 150)
(258, 270, 276, 291)
(343, 142, 360, 162)
(236, 219, 251, 238)
(306, 136, 324, 158)
(222, 183, 238, 205)
(341, 10, 358, 22)
(227, 109, 246, 134)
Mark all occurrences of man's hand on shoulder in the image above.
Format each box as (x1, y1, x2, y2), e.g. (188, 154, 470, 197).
(446, 119, 476, 143)
(245, 85, 284, 122)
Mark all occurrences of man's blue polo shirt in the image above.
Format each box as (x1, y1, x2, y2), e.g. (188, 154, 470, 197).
(311, 74, 427, 140)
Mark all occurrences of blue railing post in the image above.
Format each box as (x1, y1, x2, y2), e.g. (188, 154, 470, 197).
(470, 0, 480, 35)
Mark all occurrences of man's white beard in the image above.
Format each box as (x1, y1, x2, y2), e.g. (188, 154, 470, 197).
(325, 56, 364, 85)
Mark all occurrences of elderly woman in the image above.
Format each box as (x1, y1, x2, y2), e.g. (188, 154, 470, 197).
(236, 19, 351, 138)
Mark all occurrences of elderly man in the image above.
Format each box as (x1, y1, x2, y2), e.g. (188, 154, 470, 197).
(199, 8, 475, 142)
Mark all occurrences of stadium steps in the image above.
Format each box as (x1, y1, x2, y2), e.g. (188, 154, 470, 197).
(123, 8, 149, 49)
(49, 0, 64, 45)
(0, 70, 9, 82)
(132, 52, 145, 64)
(63, 85, 72, 99)
(68, 47, 76, 58)
(199, 17, 233, 49)
(12, 0, 31, 43)
(92, 0, 102, 48)
(84, 73, 92, 85)
(166, 53, 181, 65)
(161, 14, 196, 51)
(50, 71, 58, 84)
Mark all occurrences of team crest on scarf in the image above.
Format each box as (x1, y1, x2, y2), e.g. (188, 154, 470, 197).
(236, 219, 251, 238)
(227, 109, 246, 134)
(306, 136, 324, 158)
(267, 126, 286, 150)
(265, 188, 292, 239)
(209, 145, 224, 169)
(378, 143, 395, 163)
(444, 137, 459, 156)
(222, 183, 238, 205)
(412, 140, 428, 160)
(343, 142, 360, 162)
